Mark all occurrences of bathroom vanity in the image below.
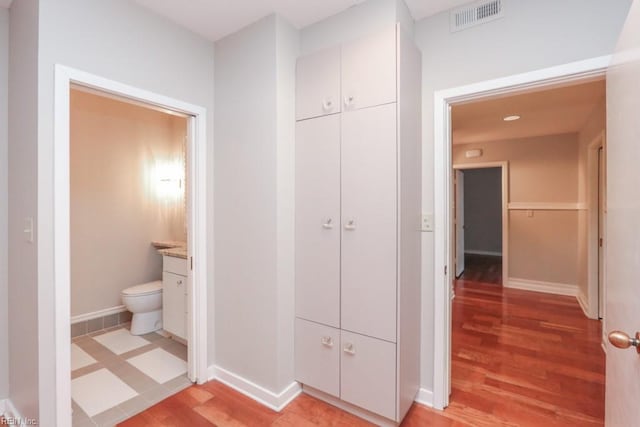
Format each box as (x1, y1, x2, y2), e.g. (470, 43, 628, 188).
(153, 241, 188, 342)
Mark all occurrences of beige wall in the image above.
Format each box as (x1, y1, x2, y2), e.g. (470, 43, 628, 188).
(454, 134, 580, 285)
(70, 89, 186, 316)
(510, 210, 579, 284)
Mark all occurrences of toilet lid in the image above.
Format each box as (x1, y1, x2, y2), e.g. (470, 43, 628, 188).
(121, 280, 162, 296)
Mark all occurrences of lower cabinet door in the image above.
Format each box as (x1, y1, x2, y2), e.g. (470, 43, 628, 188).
(162, 272, 186, 340)
(340, 330, 396, 420)
(295, 318, 340, 397)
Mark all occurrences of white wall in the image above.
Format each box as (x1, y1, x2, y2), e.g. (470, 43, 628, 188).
(0, 6, 9, 401)
(70, 89, 186, 316)
(275, 15, 299, 391)
(214, 14, 299, 393)
(300, 0, 412, 54)
(462, 168, 502, 255)
(8, 0, 40, 420)
(416, 0, 632, 391)
(13, 0, 215, 421)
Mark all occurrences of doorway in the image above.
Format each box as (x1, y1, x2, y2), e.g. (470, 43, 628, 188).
(442, 76, 607, 424)
(432, 55, 611, 410)
(580, 131, 607, 323)
(53, 65, 209, 426)
(68, 86, 194, 425)
(453, 165, 507, 286)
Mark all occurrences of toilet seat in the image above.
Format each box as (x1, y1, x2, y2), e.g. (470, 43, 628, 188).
(121, 280, 162, 297)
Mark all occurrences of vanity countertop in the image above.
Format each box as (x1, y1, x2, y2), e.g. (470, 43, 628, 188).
(151, 240, 186, 249)
(152, 240, 187, 259)
(157, 246, 187, 259)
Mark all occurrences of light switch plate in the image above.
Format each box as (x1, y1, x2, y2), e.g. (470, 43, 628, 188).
(421, 213, 434, 232)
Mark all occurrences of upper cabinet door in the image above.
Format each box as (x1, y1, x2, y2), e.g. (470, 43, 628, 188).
(341, 103, 397, 343)
(342, 26, 397, 112)
(295, 114, 341, 328)
(296, 46, 341, 121)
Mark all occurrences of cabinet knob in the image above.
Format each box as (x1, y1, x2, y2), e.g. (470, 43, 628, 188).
(322, 218, 334, 229)
(343, 343, 356, 355)
(344, 95, 355, 108)
(321, 336, 334, 348)
(322, 99, 333, 112)
(177, 280, 183, 285)
(344, 219, 356, 230)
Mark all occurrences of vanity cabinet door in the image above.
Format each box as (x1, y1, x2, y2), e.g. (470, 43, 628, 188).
(162, 272, 187, 340)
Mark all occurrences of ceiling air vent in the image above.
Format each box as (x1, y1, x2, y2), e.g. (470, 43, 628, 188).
(450, 0, 504, 32)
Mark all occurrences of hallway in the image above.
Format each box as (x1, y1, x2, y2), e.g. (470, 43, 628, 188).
(446, 278, 605, 426)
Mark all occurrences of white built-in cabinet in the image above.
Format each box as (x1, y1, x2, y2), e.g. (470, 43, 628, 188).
(162, 255, 188, 341)
(294, 25, 421, 424)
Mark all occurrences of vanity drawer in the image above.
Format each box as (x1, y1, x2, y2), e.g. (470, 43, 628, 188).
(163, 255, 188, 276)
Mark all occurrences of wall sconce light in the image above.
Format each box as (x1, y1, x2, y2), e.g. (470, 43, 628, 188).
(153, 160, 184, 200)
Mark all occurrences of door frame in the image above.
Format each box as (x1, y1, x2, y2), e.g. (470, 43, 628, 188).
(432, 55, 610, 409)
(454, 169, 465, 278)
(53, 65, 209, 425)
(585, 131, 606, 320)
(452, 162, 509, 285)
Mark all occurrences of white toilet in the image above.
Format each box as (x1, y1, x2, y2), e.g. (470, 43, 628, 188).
(121, 280, 163, 335)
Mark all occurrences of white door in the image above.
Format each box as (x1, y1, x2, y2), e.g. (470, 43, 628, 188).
(296, 46, 341, 120)
(295, 115, 341, 328)
(341, 103, 397, 343)
(604, 2, 640, 425)
(455, 170, 465, 278)
(341, 26, 397, 112)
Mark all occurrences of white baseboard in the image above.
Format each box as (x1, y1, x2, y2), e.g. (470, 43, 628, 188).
(506, 277, 578, 296)
(576, 291, 597, 319)
(71, 305, 127, 324)
(464, 250, 502, 257)
(208, 365, 301, 412)
(414, 388, 434, 407)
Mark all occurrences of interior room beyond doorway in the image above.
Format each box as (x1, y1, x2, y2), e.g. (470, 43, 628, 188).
(455, 167, 503, 285)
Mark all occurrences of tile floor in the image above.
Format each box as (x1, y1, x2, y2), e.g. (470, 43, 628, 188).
(71, 325, 190, 427)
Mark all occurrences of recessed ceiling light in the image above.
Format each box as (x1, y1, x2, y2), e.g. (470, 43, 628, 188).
(503, 115, 521, 121)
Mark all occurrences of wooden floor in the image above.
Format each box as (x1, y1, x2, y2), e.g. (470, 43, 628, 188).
(120, 274, 604, 426)
(458, 254, 502, 285)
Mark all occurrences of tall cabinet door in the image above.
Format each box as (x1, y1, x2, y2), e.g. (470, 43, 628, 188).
(296, 47, 341, 120)
(341, 26, 397, 112)
(341, 103, 397, 342)
(295, 114, 341, 327)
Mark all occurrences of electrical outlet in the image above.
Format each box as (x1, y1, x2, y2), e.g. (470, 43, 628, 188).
(422, 213, 434, 232)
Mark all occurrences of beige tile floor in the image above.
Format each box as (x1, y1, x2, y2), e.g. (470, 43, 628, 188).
(71, 326, 190, 427)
